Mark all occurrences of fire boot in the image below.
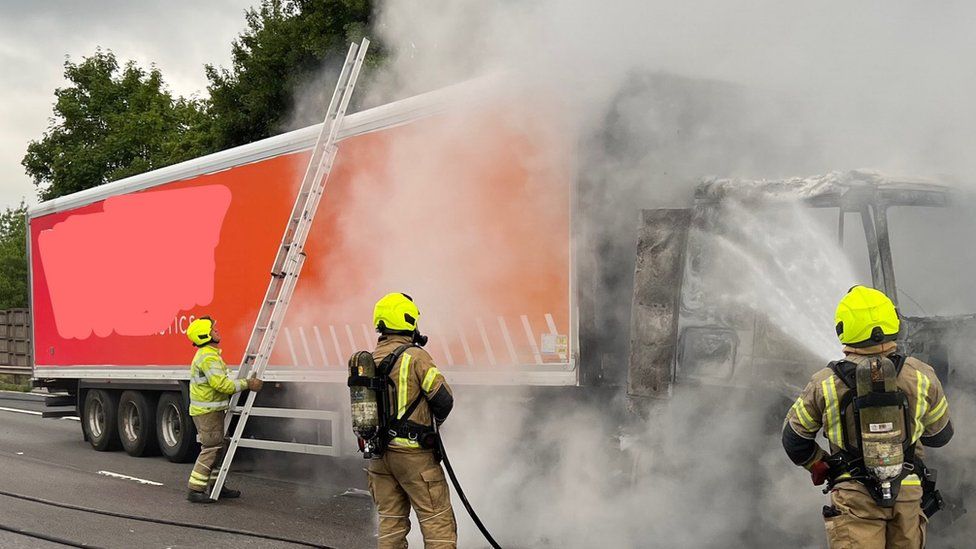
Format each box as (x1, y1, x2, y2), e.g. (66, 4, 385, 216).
(187, 490, 215, 504)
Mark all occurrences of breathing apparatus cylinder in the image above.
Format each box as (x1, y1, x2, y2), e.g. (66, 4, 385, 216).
(855, 356, 906, 505)
(348, 351, 381, 457)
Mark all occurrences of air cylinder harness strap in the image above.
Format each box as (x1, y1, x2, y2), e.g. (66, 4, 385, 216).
(822, 355, 944, 517)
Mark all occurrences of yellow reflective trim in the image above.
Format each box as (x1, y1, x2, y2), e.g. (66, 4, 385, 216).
(397, 354, 412, 419)
(190, 471, 209, 481)
(391, 437, 421, 448)
(902, 474, 921, 486)
(924, 396, 948, 427)
(913, 371, 930, 443)
(422, 367, 440, 394)
(823, 378, 844, 449)
(188, 477, 208, 486)
(792, 398, 817, 431)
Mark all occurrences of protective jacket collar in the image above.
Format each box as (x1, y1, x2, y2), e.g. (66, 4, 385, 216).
(378, 334, 414, 346)
(844, 341, 897, 356)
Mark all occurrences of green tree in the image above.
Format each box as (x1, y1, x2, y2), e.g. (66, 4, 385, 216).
(22, 50, 211, 201)
(0, 203, 28, 310)
(205, 0, 383, 149)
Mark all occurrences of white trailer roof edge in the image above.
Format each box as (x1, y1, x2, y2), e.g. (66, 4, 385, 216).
(27, 76, 499, 219)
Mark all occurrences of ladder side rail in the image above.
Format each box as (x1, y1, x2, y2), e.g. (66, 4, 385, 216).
(240, 37, 371, 380)
(277, 43, 359, 241)
(275, 39, 369, 263)
(211, 381, 260, 496)
(212, 256, 307, 496)
(238, 42, 358, 367)
(211, 39, 369, 499)
(223, 42, 361, 422)
(270, 42, 360, 273)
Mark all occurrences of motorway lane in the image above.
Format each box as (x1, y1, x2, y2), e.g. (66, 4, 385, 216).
(0, 405, 376, 548)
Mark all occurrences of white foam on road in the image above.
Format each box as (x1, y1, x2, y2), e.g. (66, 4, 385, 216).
(97, 470, 164, 486)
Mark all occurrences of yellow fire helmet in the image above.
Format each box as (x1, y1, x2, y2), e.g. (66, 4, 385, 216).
(186, 316, 215, 346)
(373, 293, 420, 333)
(835, 286, 900, 347)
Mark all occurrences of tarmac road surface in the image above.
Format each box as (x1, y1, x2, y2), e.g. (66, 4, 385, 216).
(0, 391, 376, 549)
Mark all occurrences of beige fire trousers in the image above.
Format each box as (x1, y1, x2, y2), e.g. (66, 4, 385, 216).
(187, 410, 227, 492)
(825, 483, 926, 548)
(367, 450, 457, 548)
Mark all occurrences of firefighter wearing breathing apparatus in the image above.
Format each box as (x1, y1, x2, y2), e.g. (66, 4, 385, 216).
(348, 292, 457, 548)
(783, 286, 953, 548)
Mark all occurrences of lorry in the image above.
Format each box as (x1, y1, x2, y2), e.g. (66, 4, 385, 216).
(28, 73, 974, 473)
(628, 171, 976, 402)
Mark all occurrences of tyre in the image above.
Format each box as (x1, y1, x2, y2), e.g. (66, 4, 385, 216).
(117, 391, 159, 457)
(82, 389, 121, 451)
(156, 392, 197, 463)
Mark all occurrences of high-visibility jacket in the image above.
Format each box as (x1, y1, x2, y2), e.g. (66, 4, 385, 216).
(189, 345, 247, 416)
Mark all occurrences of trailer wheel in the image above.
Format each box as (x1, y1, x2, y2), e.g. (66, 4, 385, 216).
(156, 392, 197, 463)
(83, 389, 121, 451)
(117, 391, 159, 457)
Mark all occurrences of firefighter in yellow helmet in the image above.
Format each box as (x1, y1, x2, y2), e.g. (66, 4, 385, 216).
(185, 316, 264, 503)
(367, 293, 457, 548)
(783, 286, 953, 548)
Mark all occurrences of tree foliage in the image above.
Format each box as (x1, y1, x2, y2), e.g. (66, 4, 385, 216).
(205, 0, 382, 149)
(0, 204, 28, 310)
(22, 51, 211, 201)
(24, 2, 383, 201)
(15, 1, 387, 314)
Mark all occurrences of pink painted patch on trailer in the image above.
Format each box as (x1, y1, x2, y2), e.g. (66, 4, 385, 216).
(37, 185, 232, 339)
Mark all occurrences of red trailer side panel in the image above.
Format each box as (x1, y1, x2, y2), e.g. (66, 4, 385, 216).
(30, 105, 572, 381)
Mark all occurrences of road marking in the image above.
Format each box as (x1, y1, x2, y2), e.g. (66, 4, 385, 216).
(97, 470, 164, 486)
(61, 416, 80, 422)
(0, 406, 42, 416)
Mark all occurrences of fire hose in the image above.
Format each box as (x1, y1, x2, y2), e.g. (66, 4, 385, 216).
(434, 422, 503, 549)
(0, 488, 330, 548)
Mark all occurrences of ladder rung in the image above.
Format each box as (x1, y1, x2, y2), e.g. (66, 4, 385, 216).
(237, 438, 338, 457)
(231, 407, 339, 420)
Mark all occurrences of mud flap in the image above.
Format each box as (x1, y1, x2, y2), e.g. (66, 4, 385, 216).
(628, 208, 691, 399)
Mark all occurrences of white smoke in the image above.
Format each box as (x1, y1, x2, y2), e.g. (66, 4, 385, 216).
(278, 1, 976, 546)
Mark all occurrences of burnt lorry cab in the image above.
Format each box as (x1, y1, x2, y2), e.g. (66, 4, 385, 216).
(629, 170, 976, 399)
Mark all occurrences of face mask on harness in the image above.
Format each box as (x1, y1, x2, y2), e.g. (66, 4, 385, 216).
(828, 355, 911, 507)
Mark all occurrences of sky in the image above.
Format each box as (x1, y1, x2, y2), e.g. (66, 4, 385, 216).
(0, 0, 256, 211)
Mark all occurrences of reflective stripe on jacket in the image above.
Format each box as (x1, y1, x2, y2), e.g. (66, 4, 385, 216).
(785, 344, 951, 467)
(372, 334, 453, 451)
(189, 345, 246, 417)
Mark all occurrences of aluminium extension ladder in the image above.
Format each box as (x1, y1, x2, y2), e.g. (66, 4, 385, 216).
(209, 39, 370, 501)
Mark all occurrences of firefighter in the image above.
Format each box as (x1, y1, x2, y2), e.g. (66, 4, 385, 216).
(368, 293, 457, 548)
(185, 316, 263, 503)
(783, 286, 953, 548)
